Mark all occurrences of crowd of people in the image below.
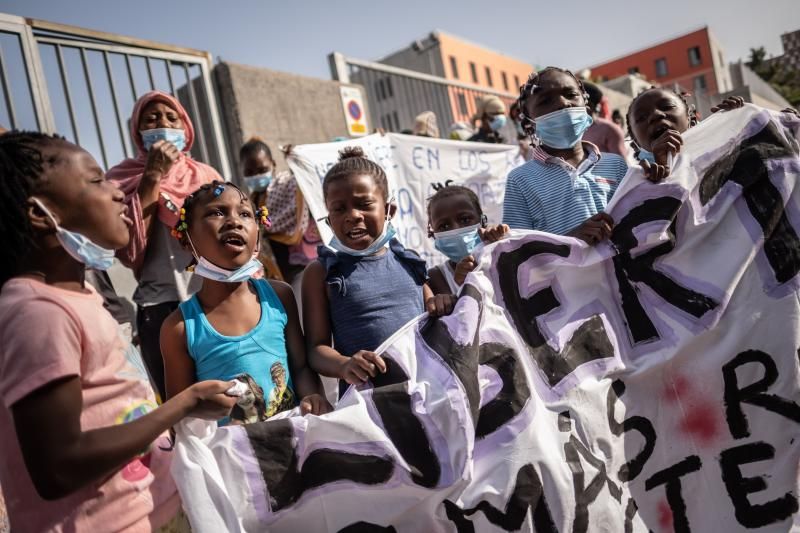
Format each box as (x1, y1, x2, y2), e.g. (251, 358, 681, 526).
(0, 61, 790, 532)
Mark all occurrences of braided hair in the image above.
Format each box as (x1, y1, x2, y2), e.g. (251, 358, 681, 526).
(427, 181, 483, 220)
(625, 86, 699, 159)
(0, 131, 65, 286)
(516, 67, 590, 139)
(322, 146, 389, 201)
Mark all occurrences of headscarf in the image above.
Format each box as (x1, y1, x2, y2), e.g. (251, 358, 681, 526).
(472, 95, 506, 124)
(413, 111, 439, 138)
(106, 91, 221, 272)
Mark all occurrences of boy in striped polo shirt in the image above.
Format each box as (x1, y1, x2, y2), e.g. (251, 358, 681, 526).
(503, 67, 629, 244)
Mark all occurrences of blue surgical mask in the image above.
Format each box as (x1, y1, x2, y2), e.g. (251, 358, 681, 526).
(32, 198, 116, 271)
(185, 233, 262, 282)
(533, 107, 593, 149)
(140, 128, 186, 152)
(329, 219, 397, 257)
(637, 148, 656, 164)
(434, 223, 483, 262)
(243, 172, 273, 193)
(489, 114, 507, 132)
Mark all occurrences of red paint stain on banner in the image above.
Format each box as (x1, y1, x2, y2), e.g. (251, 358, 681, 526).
(657, 499, 673, 531)
(679, 403, 721, 445)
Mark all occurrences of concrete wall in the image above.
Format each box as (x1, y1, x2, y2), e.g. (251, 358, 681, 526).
(214, 61, 367, 174)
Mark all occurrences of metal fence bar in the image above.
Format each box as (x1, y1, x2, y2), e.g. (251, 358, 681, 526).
(55, 44, 80, 143)
(182, 62, 210, 163)
(0, 47, 18, 128)
(103, 50, 132, 158)
(80, 48, 108, 168)
(124, 53, 138, 100)
(165, 60, 176, 94)
(144, 56, 155, 91)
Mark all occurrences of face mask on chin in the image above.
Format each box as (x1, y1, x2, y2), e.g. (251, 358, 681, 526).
(328, 217, 397, 257)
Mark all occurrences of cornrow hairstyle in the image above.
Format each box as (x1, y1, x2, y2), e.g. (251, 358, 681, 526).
(172, 180, 269, 267)
(239, 137, 273, 163)
(322, 146, 389, 201)
(516, 67, 590, 139)
(0, 130, 65, 286)
(625, 86, 699, 159)
(426, 182, 483, 220)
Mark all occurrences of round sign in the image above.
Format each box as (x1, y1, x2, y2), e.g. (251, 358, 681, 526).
(347, 100, 362, 121)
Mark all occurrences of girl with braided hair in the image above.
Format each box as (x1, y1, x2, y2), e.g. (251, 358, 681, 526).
(0, 132, 236, 532)
(160, 181, 330, 422)
(503, 67, 630, 244)
(302, 147, 452, 398)
(626, 87, 744, 181)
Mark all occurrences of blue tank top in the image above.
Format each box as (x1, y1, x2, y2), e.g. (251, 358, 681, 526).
(318, 239, 427, 395)
(179, 278, 295, 418)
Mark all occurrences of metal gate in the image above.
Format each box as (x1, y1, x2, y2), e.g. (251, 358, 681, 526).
(0, 13, 231, 176)
(329, 51, 519, 141)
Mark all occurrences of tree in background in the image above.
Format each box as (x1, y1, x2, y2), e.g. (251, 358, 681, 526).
(748, 46, 800, 107)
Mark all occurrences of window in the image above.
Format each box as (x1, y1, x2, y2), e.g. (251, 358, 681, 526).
(514, 75, 520, 89)
(501, 71, 509, 91)
(485, 66, 493, 87)
(470, 62, 478, 83)
(458, 93, 468, 115)
(718, 51, 724, 66)
(392, 111, 400, 131)
(628, 66, 640, 74)
(449, 56, 459, 79)
(694, 74, 707, 91)
(655, 58, 668, 77)
(688, 46, 702, 66)
(385, 77, 393, 98)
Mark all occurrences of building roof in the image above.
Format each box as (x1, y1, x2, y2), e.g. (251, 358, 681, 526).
(585, 25, 710, 70)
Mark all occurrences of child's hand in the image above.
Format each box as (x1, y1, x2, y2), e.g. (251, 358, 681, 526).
(710, 96, 744, 113)
(426, 294, 457, 317)
(650, 129, 683, 167)
(299, 394, 333, 416)
(454, 255, 478, 285)
(479, 224, 510, 243)
(639, 159, 670, 183)
(340, 351, 387, 385)
(185, 380, 238, 420)
(783, 107, 799, 117)
(567, 213, 614, 245)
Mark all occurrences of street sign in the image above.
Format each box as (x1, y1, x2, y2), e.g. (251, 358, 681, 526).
(340, 85, 368, 137)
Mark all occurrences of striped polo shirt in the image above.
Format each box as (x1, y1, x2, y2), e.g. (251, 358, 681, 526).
(502, 142, 629, 235)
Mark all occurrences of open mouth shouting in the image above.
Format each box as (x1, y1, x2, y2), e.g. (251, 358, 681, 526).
(220, 231, 248, 253)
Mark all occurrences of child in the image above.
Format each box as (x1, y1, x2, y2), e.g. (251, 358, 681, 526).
(160, 181, 330, 421)
(0, 132, 237, 532)
(503, 67, 630, 244)
(427, 183, 509, 296)
(626, 88, 743, 181)
(302, 147, 451, 397)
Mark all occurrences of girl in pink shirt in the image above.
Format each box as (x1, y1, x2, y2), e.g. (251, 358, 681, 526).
(0, 131, 236, 532)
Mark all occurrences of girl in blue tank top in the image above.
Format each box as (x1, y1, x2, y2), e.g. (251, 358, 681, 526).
(302, 147, 455, 398)
(160, 181, 330, 424)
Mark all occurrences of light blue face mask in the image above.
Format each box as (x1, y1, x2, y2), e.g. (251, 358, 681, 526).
(140, 128, 186, 152)
(186, 233, 262, 283)
(434, 223, 483, 262)
(243, 172, 273, 193)
(33, 198, 116, 270)
(533, 107, 593, 149)
(489, 114, 507, 132)
(329, 219, 397, 257)
(637, 148, 656, 164)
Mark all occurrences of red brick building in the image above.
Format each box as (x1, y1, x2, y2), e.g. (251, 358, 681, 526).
(588, 27, 733, 98)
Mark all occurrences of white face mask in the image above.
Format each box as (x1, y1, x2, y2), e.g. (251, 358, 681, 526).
(32, 198, 116, 270)
(185, 232, 261, 283)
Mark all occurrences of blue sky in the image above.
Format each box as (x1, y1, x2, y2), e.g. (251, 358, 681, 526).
(2, 0, 799, 79)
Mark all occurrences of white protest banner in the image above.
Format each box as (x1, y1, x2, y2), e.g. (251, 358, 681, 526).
(173, 106, 800, 532)
(287, 133, 523, 265)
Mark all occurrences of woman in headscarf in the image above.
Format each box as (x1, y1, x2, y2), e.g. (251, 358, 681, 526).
(107, 90, 221, 399)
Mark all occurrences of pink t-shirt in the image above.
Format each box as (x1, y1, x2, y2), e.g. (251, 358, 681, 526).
(0, 278, 180, 532)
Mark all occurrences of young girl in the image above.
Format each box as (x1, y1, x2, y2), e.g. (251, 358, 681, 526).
(504, 67, 630, 244)
(427, 183, 509, 296)
(0, 132, 236, 532)
(626, 88, 744, 181)
(160, 181, 330, 422)
(302, 147, 451, 397)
